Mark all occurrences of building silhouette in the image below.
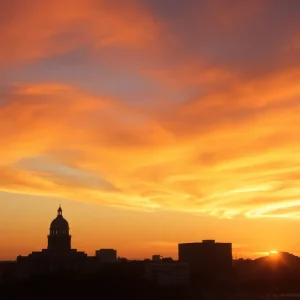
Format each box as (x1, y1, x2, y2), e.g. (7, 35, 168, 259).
(178, 240, 232, 280)
(16, 206, 88, 279)
(95, 249, 117, 262)
(4, 207, 300, 296)
(48, 206, 71, 251)
(11, 205, 192, 288)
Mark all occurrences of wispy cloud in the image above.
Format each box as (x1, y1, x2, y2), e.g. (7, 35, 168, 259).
(0, 0, 300, 222)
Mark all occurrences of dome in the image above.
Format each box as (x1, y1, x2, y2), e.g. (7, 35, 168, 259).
(50, 215, 69, 230)
(48, 206, 71, 250)
(50, 206, 69, 231)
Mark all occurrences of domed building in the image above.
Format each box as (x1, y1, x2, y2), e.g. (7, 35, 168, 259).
(48, 206, 71, 251)
(16, 206, 88, 279)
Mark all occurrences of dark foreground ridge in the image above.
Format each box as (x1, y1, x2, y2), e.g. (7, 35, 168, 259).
(2, 258, 300, 300)
(1, 267, 190, 300)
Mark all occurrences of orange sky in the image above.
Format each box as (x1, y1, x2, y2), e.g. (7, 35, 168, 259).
(0, 0, 300, 261)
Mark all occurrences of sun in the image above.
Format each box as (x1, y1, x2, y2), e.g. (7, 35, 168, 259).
(269, 250, 278, 255)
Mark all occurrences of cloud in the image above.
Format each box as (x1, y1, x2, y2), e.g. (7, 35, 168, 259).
(0, 82, 173, 209)
(0, 71, 299, 219)
(0, 1, 300, 221)
(0, 0, 161, 65)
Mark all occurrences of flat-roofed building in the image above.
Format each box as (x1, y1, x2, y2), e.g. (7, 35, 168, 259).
(95, 249, 117, 262)
(178, 240, 232, 279)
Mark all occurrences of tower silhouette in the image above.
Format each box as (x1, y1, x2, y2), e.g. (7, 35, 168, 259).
(47, 206, 71, 251)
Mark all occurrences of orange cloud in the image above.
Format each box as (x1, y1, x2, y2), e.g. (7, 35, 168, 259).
(1, 0, 300, 226)
(0, 0, 161, 65)
(0, 68, 300, 220)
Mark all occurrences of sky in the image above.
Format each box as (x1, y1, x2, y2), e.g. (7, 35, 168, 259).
(0, 0, 300, 261)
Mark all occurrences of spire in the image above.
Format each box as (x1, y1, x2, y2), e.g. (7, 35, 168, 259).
(57, 205, 62, 216)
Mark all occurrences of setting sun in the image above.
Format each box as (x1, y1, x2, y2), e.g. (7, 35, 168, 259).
(269, 250, 278, 255)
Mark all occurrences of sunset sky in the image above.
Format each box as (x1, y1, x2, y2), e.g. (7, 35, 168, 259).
(0, 0, 300, 261)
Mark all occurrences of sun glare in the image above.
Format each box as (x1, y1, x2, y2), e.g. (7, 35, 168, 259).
(269, 250, 278, 255)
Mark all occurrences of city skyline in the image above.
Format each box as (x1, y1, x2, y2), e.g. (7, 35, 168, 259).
(1, 0, 300, 261)
(1, 202, 297, 261)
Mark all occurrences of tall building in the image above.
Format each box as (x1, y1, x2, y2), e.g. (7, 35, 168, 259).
(178, 240, 232, 279)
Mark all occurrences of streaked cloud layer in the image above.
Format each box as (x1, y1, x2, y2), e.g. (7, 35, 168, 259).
(1, 0, 300, 246)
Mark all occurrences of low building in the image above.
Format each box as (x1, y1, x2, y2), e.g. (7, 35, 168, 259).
(152, 255, 162, 261)
(95, 249, 117, 262)
(145, 262, 190, 286)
